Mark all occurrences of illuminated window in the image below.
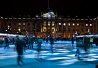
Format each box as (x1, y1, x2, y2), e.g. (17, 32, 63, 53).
(90, 24, 92, 26)
(59, 23, 61, 25)
(8, 25, 10, 28)
(23, 23, 25, 25)
(63, 23, 66, 26)
(86, 24, 88, 26)
(48, 22, 50, 26)
(52, 23, 54, 26)
(88, 29, 90, 32)
(52, 22, 55, 26)
(48, 23, 50, 26)
(18, 23, 21, 25)
(77, 23, 79, 26)
(18, 28, 21, 31)
(52, 27, 55, 33)
(43, 27, 46, 32)
(68, 23, 70, 26)
(44, 21, 46, 26)
(5, 30, 7, 31)
(73, 23, 75, 26)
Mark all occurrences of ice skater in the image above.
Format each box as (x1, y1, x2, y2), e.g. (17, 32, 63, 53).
(36, 36, 43, 58)
(15, 36, 24, 65)
(49, 35, 54, 53)
(75, 48, 80, 59)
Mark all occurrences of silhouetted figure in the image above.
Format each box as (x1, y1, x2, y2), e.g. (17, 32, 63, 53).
(12, 37, 15, 44)
(46, 37, 48, 43)
(36, 37, 42, 58)
(96, 64, 98, 68)
(75, 48, 80, 59)
(24, 36, 29, 47)
(94, 37, 98, 47)
(72, 37, 74, 47)
(83, 36, 90, 53)
(4, 36, 9, 49)
(49, 36, 54, 53)
(15, 36, 24, 65)
(29, 36, 35, 49)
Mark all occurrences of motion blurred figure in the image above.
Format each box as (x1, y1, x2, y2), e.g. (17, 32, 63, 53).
(36, 36, 43, 58)
(15, 36, 24, 65)
(75, 48, 80, 59)
(4, 36, 9, 49)
(72, 37, 74, 47)
(49, 35, 54, 53)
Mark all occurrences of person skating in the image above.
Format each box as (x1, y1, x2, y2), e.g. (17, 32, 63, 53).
(36, 36, 43, 58)
(15, 36, 24, 65)
(75, 48, 80, 59)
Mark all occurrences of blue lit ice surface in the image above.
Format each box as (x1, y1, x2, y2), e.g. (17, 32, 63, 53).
(54, 41, 76, 44)
(82, 58, 97, 61)
(59, 59, 78, 65)
(47, 57, 71, 61)
(0, 52, 16, 60)
(0, 40, 97, 68)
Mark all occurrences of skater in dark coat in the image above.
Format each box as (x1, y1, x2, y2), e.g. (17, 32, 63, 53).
(15, 36, 24, 65)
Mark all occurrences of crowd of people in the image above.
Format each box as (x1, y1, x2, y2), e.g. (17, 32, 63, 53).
(75, 35, 98, 59)
(1, 34, 98, 66)
(0, 35, 55, 65)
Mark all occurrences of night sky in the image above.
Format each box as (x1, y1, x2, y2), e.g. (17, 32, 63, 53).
(0, 0, 98, 18)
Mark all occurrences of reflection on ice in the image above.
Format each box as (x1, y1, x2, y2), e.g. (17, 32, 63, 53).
(59, 59, 78, 65)
(92, 55, 98, 58)
(0, 55, 17, 59)
(24, 54, 47, 58)
(87, 54, 96, 56)
(47, 57, 71, 60)
(83, 58, 97, 61)
(67, 54, 75, 57)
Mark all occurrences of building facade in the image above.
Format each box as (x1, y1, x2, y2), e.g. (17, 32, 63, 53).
(0, 13, 98, 38)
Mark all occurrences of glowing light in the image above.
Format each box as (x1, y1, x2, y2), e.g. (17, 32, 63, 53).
(42, 11, 55, 19)
(52, 23, 54, 26)
(18, 23, 21, 25)
(88, 29, 90, 32)
(59, 23, 61, 25)
(5, 30, 7, 31)
(8, 26, 10, 27)
(68, 23, 70, 26)
(44, 21, 46, 26)
(18, 28, 21, 31)
(73, 23, 75, 26)
(63, 23, 66, 26)
(43, 27, 46, 32)
(23, 23, 25, 25)
(48, 23, 50, 26)
(77, 23, 79, 26)
(90, 24, 92, 26)
(86, 24, 88, 26)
